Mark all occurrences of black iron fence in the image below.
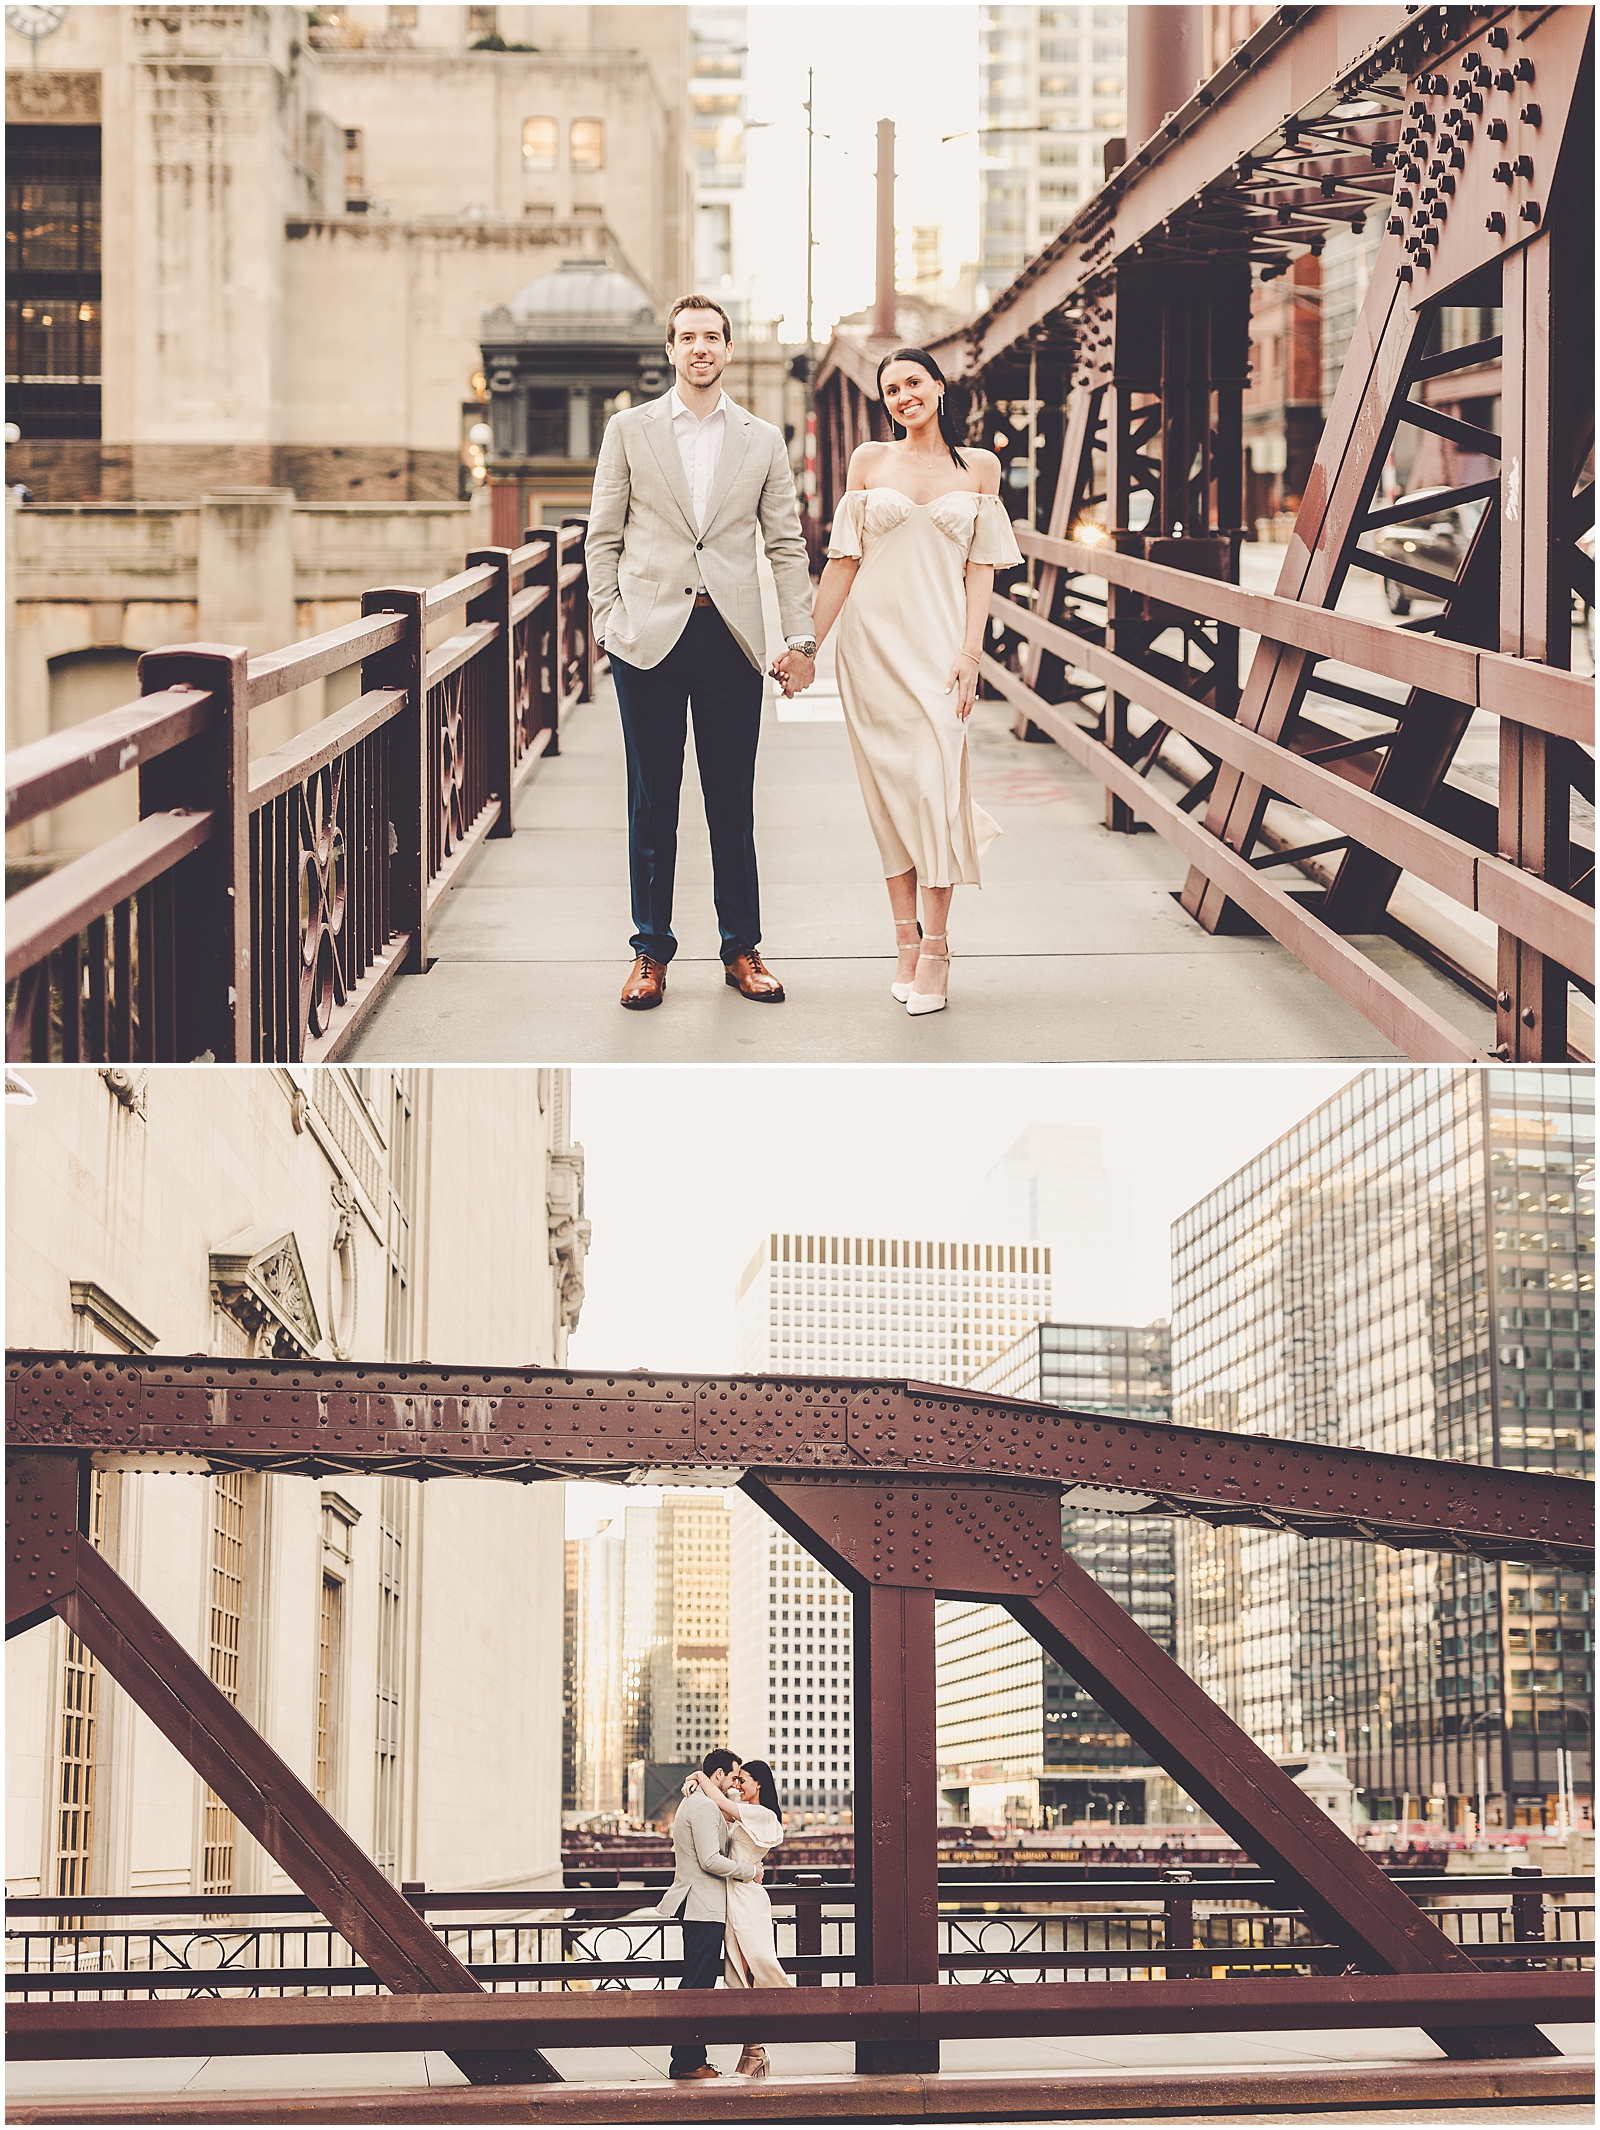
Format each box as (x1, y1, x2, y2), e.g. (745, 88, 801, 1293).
(9, 1874, 1590, 2003)
(5, 521, 593, 1065)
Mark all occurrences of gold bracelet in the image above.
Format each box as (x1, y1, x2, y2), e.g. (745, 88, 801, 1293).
(954, 650, 980, 666)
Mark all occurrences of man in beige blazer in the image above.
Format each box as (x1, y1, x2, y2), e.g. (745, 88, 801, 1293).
(653, 1748, 760, 2080)
(586, 294, 816, 1010)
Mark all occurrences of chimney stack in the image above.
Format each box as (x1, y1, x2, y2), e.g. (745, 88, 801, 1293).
(1126, 5, 1203, 158)
(873, 119, 896, 340)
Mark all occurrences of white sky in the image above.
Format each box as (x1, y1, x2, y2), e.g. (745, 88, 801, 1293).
(737, 5, 982, 335)
(563, 1064, 1364, 1534)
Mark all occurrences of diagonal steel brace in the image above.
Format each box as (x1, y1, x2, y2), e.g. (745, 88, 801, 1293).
(1010, 1552, 1559, 2062)
(9, 1453, 560, 2087)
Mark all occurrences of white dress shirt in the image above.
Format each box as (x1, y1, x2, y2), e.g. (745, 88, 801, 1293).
(668, 384, 810, 650)
(670, 386, 725, 590)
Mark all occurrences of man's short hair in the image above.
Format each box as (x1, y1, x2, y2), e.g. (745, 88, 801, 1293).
(667, 294, 733, 348)
(702, 1747, 740, 1777)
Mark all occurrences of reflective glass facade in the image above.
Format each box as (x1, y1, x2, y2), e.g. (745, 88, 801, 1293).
(1173, 1068, 1593, 1830)
(970, 1323, 1174, 1813)
(979, 5, 1126, 299)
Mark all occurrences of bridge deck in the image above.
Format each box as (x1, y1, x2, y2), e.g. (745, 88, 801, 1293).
(8, 2037, 1594, 2124)
(350, 558, 1493, 1066)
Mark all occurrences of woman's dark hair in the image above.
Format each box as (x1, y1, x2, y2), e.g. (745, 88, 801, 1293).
(875, 347, 968, 470)
(739, 1758, 783, 1823)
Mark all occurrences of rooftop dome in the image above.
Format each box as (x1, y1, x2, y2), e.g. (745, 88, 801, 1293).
(507, 259, 657, 326)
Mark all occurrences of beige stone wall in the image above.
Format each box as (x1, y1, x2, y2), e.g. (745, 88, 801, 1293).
(4, 6, 694, 503)
(5, 496, 485, 876)
(4, 1065, 576, 1901)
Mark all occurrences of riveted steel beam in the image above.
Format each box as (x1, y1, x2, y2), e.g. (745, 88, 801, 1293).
(7, 1356, 1587, 1566)
(6, 1975, 1591, 2063)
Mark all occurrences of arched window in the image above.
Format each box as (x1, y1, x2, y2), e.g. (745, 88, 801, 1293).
(521, 116, 557, 171)
(569, 117, 605, 171)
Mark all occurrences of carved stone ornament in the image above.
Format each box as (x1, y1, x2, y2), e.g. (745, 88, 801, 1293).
(210, 1226, 322, 1359)
(327, 1180, 359, 1361)
(5, 70, 100, 124)
(546, 1145, 591, 1335)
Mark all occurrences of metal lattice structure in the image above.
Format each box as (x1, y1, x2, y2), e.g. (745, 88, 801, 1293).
(815, 4, 1594, 1064)
(7, 1352, 1592, 2086)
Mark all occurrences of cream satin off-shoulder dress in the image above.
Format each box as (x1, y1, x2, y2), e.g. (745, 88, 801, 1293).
(827, 487, 1023, 889)
(722, 1801, 793, 1991)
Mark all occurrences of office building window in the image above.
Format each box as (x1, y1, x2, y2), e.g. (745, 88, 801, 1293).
(570, 118, 605, 172)
(373, 1477, 407, 1879)
(55, 1470, 105, 1904)
(202, 1471, 246, 1897)
(4, 123, 101, 439)
(384, 1073, 417, 1363)
(522, 116, 557, 171)
(316, 1575, 342, 1806)
(468, 6, 497, 38)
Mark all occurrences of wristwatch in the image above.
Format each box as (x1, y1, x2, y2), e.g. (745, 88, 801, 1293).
(786, 636, 818, 658)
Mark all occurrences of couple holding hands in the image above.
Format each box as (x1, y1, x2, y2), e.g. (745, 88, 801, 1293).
(654, 1748, 789, 2082)
(585, 293, 1022, 1021)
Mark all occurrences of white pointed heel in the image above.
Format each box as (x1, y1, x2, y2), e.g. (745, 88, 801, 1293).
(906, 934, 949, 1017)
(891, 916, 922, 1003)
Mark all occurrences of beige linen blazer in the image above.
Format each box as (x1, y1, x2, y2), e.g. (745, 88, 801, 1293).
(585, 392, 813, 673)
(652, 1786, 754, 1926)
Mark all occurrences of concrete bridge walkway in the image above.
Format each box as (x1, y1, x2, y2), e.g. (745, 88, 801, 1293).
(352, 574, 1490, 1066)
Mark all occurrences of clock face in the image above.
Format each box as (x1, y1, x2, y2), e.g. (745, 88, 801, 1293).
(5, 4, 69, 36)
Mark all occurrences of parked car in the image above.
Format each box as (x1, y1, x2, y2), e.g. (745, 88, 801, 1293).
(1362, 488, 1486, 615)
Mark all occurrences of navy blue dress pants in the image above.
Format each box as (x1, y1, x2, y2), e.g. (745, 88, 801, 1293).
(609, 601, 765, 966)
(669, 1916, 727, 2075)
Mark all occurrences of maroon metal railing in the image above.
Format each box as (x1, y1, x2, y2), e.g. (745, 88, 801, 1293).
(984, 534, 1595, 1068)
(9, 1875, 1591, 2003)
(4, 530, 594, 1064)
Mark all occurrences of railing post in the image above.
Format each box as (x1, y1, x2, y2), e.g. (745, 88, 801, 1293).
(1497, 224, 1576, 1062)
(134, 643, 250, 1061)
(361, 588, 427, 976)
(1511, 1866, 1546, 1971)
(524, 524, 560, 758)
(466, 548, 515, 840)
(1162, 1866, 1195, 1980)
(562, 514, 593, 704)
(794, 1872, 823, 1987)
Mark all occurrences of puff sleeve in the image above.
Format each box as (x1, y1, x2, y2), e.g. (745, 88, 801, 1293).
(737, 1803, 785, 1850)
(826, 488, 866, 560)
(968, 493, 1024, 567)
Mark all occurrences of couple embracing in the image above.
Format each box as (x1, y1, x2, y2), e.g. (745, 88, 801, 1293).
(585, 293, 1022, 1021)
(654, 1748, 790, 2082)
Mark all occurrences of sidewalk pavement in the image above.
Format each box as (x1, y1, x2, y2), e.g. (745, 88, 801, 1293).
(349, 658, 1492, 1068)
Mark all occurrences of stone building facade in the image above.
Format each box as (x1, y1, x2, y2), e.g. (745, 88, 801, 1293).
(5, 1064, 589, 1905)
(4, 4, 696, 504)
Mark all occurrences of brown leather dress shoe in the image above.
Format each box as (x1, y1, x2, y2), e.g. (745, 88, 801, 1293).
(620, 954, 667, 1009)
(724, 950, 785, 1002)
(669, 2065, 721, 2081)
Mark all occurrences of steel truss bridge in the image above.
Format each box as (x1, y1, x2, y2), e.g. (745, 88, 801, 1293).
(815, 3, 1595, 1065)
(6, 1351, 1592, 2109)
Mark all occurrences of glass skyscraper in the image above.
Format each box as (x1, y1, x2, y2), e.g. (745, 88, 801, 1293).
(730, 1229, 1054, 1821)
(1173, 1068, 1593, 1833)
(978, 4, 1127, 303)
(970, 1322, 1175, 1822)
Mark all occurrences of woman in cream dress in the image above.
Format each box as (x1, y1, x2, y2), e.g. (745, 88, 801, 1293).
(799, 346, 1022, 1016)
(682, 1760, 791, 2077)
